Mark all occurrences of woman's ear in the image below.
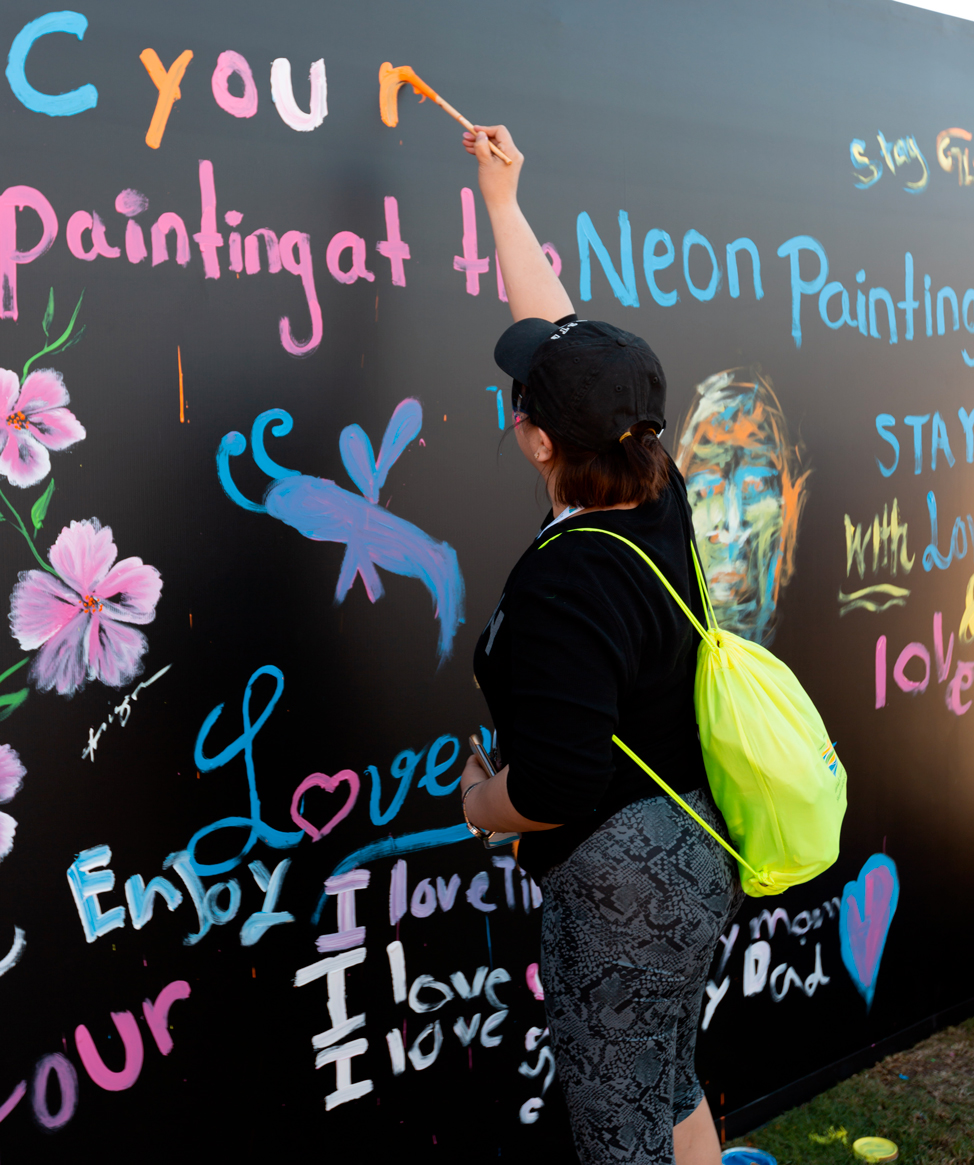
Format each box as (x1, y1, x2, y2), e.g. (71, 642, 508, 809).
(535, 428, 554, 463)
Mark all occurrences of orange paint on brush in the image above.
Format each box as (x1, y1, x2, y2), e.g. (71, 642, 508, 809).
(178, 345, 185, 422)
(378, 61, 512, 163)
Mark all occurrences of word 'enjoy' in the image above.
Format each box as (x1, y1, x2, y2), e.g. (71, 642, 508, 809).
(66, 844, 296, 948)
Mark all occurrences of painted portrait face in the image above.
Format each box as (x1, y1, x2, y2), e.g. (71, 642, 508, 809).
(675, 371, 808, 644)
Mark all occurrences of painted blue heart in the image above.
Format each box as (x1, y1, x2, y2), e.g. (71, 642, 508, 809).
(839, 853, 899, 1010)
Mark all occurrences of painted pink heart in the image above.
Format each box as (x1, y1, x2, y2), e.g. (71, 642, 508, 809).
(845, 867, 894, 986)
(290, 770, 360, 841)
(839, 854, 900, 1009)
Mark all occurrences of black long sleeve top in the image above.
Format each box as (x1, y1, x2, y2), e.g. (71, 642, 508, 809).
(473, 464, 709, 879)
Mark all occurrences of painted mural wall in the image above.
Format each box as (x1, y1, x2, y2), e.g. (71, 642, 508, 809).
(0, 0, 970, 1158)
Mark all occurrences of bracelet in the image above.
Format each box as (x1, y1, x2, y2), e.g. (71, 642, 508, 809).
(462, 782, 490, 839)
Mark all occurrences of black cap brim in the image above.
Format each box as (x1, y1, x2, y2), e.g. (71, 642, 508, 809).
(494, 318, 560, 384)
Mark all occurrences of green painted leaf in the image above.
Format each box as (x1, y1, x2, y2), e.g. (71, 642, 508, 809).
(30, 478, 55, 534)
(22, 288, 85, 381)
(0, 688, 28, 721)
(41, 287, 54, 337)
(0, 658, 28, 687)
(60, 324, 86, 352)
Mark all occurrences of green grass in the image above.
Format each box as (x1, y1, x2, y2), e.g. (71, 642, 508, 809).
(726, 1018, 974, 1165)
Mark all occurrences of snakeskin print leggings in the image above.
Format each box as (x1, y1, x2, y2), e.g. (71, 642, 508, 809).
(539, 788, 744, 1164)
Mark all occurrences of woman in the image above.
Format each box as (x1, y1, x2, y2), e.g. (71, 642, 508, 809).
(458, 125, 743, 1165)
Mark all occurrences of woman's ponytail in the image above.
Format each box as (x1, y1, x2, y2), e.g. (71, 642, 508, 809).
(547, 418, 670, 508)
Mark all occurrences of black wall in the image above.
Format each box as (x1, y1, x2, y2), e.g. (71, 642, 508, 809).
(0, 0, 971, 1158)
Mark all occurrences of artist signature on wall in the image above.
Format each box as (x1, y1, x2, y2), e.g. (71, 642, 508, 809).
(81, 664, 172, 762)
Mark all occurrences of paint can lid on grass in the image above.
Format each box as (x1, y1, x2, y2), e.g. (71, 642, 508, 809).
(721, 1150, 777, 1165)
(853, 1137, 899, 1162)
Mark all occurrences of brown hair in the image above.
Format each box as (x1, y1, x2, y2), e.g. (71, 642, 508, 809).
(545, 420, 670, 508)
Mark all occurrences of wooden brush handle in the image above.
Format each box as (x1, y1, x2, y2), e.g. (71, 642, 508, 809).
(436, 97, 513, 165)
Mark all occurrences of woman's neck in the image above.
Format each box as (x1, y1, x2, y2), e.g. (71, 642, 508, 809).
(550, 495, 639, 519)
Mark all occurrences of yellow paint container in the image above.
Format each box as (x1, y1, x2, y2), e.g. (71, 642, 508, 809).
(853, 1137, 898, 1162)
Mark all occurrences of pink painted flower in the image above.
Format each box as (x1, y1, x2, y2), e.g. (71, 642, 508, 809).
(0, 367, 85, 488)
(9, 519, 162, 696)
(0, 744, 25, 802)
(0, 812, 16, 861)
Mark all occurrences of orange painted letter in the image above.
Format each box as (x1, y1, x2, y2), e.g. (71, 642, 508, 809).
(140, 49, 194, 150)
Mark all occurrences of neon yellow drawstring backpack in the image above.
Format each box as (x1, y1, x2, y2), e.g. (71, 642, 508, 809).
(543, 528, 847, 897)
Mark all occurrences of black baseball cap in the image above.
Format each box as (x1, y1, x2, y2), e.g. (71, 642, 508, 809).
(494, 318, 666, 451)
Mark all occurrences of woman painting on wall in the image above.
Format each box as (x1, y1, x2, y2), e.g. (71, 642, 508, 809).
(457, 124, 743, 1165)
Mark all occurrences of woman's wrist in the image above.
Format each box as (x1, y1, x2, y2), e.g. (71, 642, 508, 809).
(484, 188, 520, 211)
(462, 780, 489, 838)
(461, 772, 488, 796)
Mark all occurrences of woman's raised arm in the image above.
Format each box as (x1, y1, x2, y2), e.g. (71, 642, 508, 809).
(463, 124, 574, 324)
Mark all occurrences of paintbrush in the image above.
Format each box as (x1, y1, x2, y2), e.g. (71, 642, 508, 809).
(378, 62, 513, 165)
